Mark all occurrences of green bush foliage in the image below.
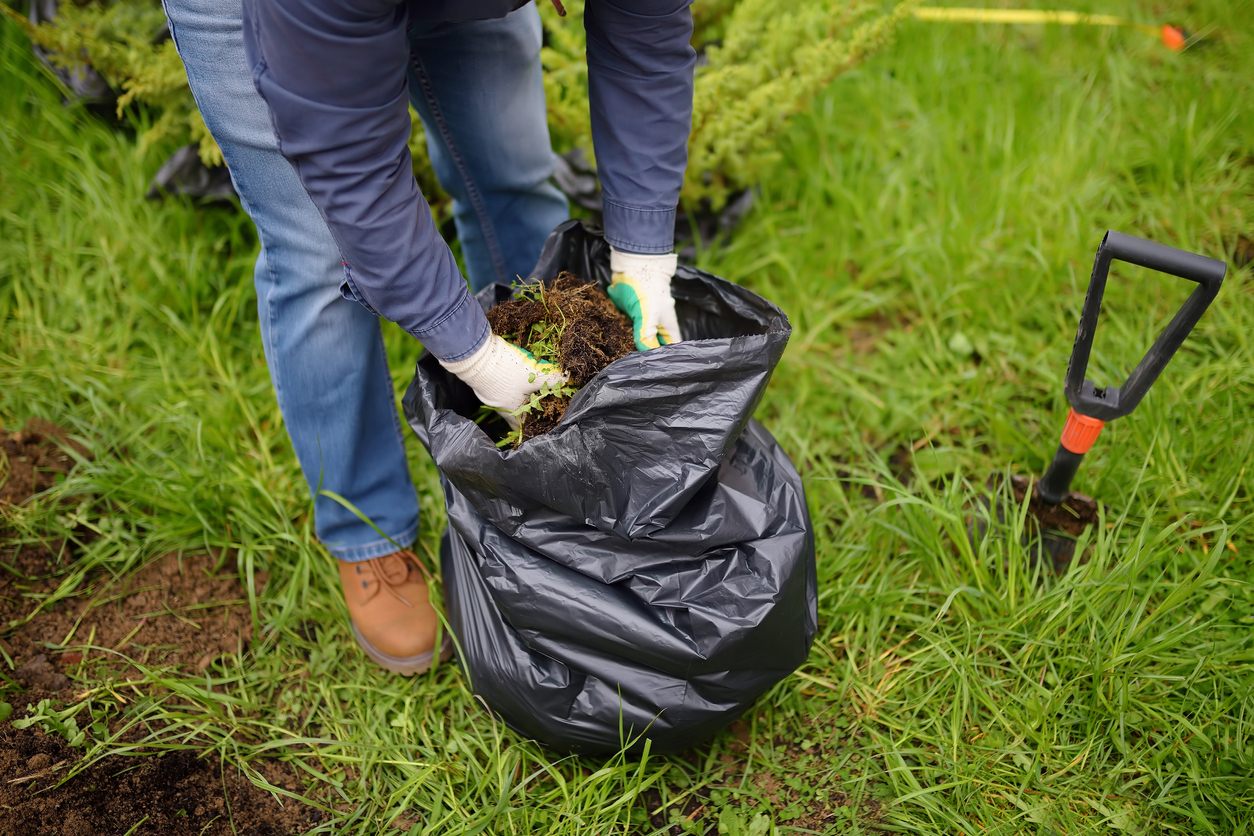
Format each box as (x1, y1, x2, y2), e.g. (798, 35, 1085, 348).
(542, 0, 916, 207)
(4, 0, 201, 158)
(9, 0, 911, 208)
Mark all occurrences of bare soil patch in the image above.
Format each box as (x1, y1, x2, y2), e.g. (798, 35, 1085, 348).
(842, 311, 914, 356)
(486, 272, 635, 442)
(1232, 233, 1253, 268)
(0, 420, 87, 510)
(0, 722, 315, 836)
(2, 551, 258, 679)
(2, 422, 258, 677)
(2, 423, 309, 834)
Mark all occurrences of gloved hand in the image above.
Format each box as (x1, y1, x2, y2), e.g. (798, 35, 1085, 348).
(439, 334, 568, 424)
(607, 248, 683, 351)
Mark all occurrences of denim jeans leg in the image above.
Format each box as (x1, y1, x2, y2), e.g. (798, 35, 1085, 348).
(407, 6, 570, 293)
(163, 0, 420, 561)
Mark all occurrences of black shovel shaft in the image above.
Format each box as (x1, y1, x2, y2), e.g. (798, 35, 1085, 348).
(1038, 445, 1085, 505)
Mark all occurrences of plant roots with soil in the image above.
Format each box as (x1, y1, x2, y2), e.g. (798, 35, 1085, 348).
(486, 272, 635, 445)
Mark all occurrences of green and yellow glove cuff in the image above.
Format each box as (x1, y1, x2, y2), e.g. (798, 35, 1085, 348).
(608, 276, 673, 350)
(607, 249, 683, 352)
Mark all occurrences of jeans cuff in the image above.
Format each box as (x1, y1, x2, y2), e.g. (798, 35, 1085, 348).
(602, 198, 676, 255)
(409, 292, 492, 362)
(327, 519, 420, 563)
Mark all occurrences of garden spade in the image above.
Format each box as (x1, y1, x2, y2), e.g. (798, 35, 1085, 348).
(992, 230, 1226, 568)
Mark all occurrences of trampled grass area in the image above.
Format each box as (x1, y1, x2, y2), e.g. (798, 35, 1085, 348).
(2, 0, 1252, 832)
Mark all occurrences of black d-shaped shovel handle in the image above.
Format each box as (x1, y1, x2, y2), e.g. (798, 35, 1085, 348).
(1037, 232, 1226, 505)
(1065, 230, 1226, 422)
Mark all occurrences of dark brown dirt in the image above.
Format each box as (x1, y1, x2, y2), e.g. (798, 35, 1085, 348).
(0, 722, 316, 836)
(3, 424, 258, 677)
(0, 420, 87, 510)
(841, 311, 914, 356)
(1004, 473, 1100, 538)
(487, 272, 635, 442)
(3, 423, 310, 834)
(975, 473, 1101, 570)
(2, 550, 259, 678)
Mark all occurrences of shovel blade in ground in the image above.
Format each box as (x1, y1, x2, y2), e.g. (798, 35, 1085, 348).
(970, 474, 1102, 572)
(973, 232, 1224, 571)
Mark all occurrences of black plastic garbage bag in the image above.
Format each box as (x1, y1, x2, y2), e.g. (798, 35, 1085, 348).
(146, 144, 237, 202)
(403, 220, 816, 754)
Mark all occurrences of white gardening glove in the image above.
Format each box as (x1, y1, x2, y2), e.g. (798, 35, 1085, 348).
(607, 248, 683, 351)
(440, 334, 568, 426)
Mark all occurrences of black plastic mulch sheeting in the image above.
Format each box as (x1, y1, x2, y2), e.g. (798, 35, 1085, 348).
(403, 220, 816, 754)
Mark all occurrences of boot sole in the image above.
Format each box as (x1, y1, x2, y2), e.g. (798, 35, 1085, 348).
(351, 622, 455, 676)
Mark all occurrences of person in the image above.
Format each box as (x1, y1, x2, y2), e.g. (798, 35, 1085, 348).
(164, 0, 694, 675)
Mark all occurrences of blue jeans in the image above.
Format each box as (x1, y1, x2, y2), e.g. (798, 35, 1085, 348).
(164, 0, 568, 561)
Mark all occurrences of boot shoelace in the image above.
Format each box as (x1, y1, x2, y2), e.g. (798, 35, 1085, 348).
(353, 551, 430, 608)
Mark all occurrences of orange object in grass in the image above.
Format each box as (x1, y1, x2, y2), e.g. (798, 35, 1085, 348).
(1160, 24, 1187, 50)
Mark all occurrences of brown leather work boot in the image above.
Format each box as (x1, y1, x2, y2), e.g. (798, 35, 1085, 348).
(338, 551, 453, 675)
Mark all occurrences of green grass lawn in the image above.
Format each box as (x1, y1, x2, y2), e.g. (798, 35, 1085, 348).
(2, 0, 1253, 832)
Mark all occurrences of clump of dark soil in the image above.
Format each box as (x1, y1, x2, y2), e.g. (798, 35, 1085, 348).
(978, 473, 1101, 570)
(486, 272, 635, 442)
(0, 722, 315, 836)
(1004, 473, 1100, 537)
(1233, 233, 1253, 269)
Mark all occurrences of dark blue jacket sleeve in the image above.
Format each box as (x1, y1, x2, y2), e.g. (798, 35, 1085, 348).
(240, 0, 489, 362)
(240, 0, 695, 355)
(585, 0, 695, 255)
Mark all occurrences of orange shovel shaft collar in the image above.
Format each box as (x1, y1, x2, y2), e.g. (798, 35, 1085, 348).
(1059, 408, 1106, 454)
